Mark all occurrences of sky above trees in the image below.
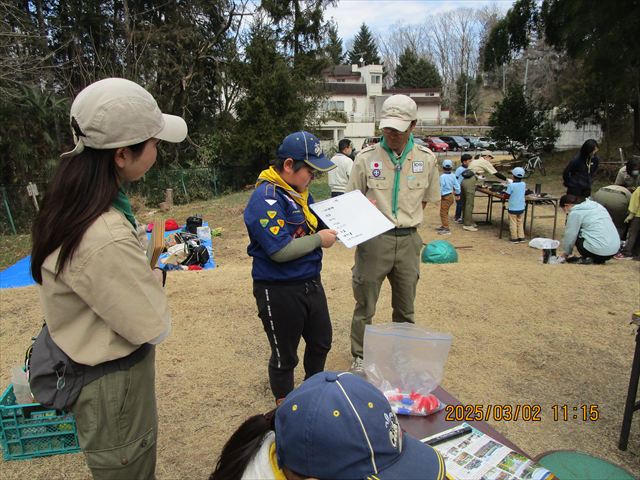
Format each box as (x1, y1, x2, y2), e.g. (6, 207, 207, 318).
(325, 0, 513, 41)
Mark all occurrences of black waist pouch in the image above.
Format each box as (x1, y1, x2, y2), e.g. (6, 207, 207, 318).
(27, 325, 151, 411)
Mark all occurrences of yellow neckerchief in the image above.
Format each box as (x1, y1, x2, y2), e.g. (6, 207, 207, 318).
(256, 166, 318, 233)
(269, 441, 287, 480)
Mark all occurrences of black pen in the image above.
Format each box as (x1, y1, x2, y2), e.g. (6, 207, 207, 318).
(424, 425, 473, 446)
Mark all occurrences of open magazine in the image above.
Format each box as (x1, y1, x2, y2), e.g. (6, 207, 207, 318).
(421, 424, 557, 480)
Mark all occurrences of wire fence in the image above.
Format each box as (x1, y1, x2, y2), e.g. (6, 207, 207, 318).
(0, 165, 251, 235)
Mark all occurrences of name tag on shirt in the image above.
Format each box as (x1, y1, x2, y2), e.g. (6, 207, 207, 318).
(412, 161, 424, 173)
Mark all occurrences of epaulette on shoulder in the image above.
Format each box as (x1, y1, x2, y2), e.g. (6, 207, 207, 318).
(416, 144, 433, 154)
(359, 144, 377, 155)
(260, 182, 277, 199)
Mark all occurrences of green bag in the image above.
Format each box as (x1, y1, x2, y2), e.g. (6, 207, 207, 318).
(421, 240, 458, 264)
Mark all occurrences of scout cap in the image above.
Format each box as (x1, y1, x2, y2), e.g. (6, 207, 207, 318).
(480, 150, 494, 158)
(442, 159, 453, 169)
(379, 94, 417, 132)
(276, 371, 445, 479)
(61, 78, 188, 159)
(277, 131, 335, 172)
(512, 167, 525, 178)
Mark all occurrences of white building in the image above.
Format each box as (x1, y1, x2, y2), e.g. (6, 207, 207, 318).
(315, 64, 445, 150)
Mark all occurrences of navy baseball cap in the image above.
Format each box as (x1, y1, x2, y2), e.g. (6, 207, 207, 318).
(277, 131, 336, 172)
(275, 371, 446, 480)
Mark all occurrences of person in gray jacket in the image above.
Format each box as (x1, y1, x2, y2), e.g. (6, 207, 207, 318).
(558, 194, 620, 264)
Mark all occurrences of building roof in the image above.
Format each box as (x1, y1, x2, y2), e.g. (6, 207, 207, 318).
(323, 83, 367, 95)
(383, 88, 440, 94)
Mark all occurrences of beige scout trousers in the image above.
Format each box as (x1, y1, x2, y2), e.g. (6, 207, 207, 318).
(71, 348, 157, 480)
(508, 212, 525, 240)
(350, 230, 423, 359)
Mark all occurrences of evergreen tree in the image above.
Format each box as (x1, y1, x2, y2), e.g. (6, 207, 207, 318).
(325, 22, 344, 64)
(395, 48, 442, 88)
(347, 23, 381, 65)
(489, 83, 541, 146)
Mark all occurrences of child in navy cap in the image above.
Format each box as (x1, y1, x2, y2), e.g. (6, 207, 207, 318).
(210, 371, 446, 479)
(243, 131, 338, 405)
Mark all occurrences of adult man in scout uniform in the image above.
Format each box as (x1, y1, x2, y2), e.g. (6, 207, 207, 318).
(346, 95, 440, 372)
(461, 151, 507, 231)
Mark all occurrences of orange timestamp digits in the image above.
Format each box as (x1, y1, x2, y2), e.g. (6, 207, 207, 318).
(444, 404, 542, 422)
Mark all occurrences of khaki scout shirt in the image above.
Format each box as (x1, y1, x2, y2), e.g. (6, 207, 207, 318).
(39, 208, 170, 366)
(346, 142, 440, 228)
(468, 158, 497, 178)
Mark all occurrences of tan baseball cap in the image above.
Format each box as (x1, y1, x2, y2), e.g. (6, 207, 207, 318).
(480, 150, 494, 158)
(61, 78, 188, 159)
(379, 94, 417, 132)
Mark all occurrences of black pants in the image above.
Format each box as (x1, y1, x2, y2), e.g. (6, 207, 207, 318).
(575, 237, 614, 264)
(253, 277, 332, 399)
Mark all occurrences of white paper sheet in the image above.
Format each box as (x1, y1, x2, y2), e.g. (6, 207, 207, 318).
(310, 190, 394, 248)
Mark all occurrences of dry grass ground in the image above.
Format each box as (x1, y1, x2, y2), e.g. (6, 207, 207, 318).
(1, 157, 639, 478)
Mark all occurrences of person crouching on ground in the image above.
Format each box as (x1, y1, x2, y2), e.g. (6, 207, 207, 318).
(558, 194, 620, 264)
(454, 153, 472, 223)
(503, 167, 527, 243)
(437, 159, 460, 235)
(30, 78, 188, 479)
(243, 131, 338, 405)
(209, 371, 446, 480)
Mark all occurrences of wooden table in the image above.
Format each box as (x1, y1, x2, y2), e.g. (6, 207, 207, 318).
(619, 311, 640, 450)
(475, 187, 560, 240)
(398, 386, 527, 456)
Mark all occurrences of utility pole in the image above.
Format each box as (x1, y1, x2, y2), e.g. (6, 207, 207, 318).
(464, 80, 468, 124)
(523, 57, 530, 95)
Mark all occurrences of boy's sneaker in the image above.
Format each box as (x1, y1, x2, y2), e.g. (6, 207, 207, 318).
(614, 252, 633, 260)
(462, 225, 478, 232)
(509, 238, 519, 243)
(518, 238, 526, 243)
(435, 226, 446, 231)
(454, 218, 463, 224)
(437, 228, 451, 235)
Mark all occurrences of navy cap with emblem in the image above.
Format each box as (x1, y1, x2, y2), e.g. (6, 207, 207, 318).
(275, 371, 445, 479)
(277, 131, 336, 172)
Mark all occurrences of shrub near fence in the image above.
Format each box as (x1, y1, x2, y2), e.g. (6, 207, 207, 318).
(0, 165, 255, 235)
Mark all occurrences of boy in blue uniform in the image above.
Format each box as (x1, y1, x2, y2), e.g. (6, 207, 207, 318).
(244, 131, 338, 404)
(504, 167, 527, 242)
(437, 159, 460, 235)
(454, 154, 471, 223)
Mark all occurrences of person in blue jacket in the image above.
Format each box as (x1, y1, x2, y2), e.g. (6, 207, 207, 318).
(503, 167, 527, 243)
(244, 131, 338, 404)
(437, 159, 460, 235)
(558, 194, 620, 264)
(562, 139, 599, 196)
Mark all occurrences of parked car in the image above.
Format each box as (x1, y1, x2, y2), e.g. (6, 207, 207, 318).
(463, 136, 481, 149)
(478, 137, 497, 150)
(464, 136, 493, 150)
(425, 136, 449, 152)
(361, 136, 380, 149)
(413, 137, 427, 147)
(439, 135, 470, 151)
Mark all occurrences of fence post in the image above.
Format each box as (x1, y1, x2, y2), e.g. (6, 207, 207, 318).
(1, 186, 18, 235)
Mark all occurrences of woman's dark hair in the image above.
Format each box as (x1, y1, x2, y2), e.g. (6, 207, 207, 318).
(273, 157, 307, 173)
(560, 193, 586, 208)
(626, 156, 640, 175)
(30, 142, 146, 283)
(579, 139, 598, 159)
(210, 410, 276, 480)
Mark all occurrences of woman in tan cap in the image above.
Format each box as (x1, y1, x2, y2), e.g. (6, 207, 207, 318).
(29, 78, 187, 479)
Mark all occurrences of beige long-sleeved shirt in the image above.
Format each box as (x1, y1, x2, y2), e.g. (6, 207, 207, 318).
(39, 208, 171, 365)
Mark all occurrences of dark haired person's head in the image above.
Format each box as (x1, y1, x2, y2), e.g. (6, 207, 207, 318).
(580, 139, 599, 159)
(626, 156, 640, 177)
(560, 193, 586, 212)
(31, 78, 187, 283)
(461, 153, 472, 165)
(338, 138, 353, 154)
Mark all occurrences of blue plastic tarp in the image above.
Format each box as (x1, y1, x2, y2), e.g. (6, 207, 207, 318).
(0, 255, 35, 289)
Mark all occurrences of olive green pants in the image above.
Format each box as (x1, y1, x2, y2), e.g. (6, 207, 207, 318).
(71, 348, 157, 480)
(461, 176, 477, 226)
(350, 230, 422, 359)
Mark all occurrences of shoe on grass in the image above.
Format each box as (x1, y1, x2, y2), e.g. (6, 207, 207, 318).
(614, 253, 633, 260)
(437, 228, 451, 235)
(463, 225, 478, 232)
(350, 357, 364, 375)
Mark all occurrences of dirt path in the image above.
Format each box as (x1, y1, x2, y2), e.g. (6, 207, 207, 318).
(1, 190, 639, 478)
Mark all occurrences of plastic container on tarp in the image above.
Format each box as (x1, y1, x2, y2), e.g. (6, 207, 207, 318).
(364, 323, 452, 415)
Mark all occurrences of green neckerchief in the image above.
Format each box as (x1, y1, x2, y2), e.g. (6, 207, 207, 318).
(380, 133, 415, 218)
(111, 187, 137, 228)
